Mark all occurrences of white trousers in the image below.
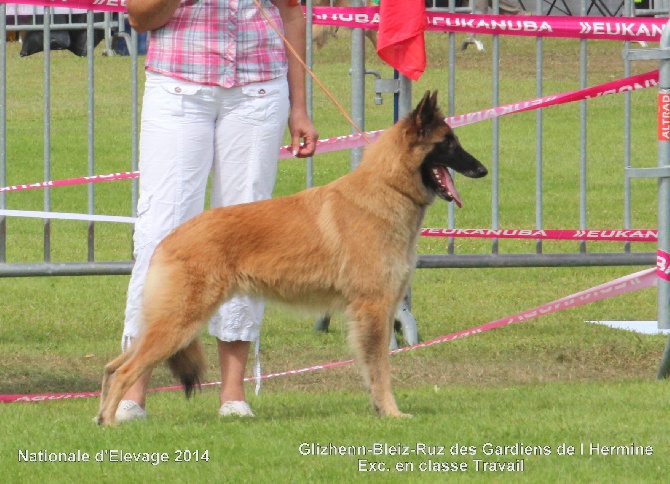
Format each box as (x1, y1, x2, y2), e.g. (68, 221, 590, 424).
(122, 71, 289, 349)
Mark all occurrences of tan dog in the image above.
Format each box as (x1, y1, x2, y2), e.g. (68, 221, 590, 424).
(312, 0, 378, 50)
(96, 91, 487, 425)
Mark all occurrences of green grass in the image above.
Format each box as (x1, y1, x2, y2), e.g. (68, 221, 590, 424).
(2, 380, 669, 481)
(1, 31, 668, 482)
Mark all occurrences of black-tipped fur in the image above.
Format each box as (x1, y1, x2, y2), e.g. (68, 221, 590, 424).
(166, 338, 206, 399)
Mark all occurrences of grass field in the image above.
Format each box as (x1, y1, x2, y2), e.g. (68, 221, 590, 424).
(1, 28, 668, 482)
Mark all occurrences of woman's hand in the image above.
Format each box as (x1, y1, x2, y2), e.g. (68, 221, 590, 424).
(272, 0, 319, 157)
(288, 109, 319, 158)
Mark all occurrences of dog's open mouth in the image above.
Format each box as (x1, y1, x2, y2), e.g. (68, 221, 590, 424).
(431, 165, 463, 208)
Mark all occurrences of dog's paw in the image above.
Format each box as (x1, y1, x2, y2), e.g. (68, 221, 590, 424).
(378, 407, 413, 418)
(386, 411, 413, 419)
(93, 414, 116, 426)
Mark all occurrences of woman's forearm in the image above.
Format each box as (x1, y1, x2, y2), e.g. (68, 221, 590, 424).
(273, 1, 308, 113)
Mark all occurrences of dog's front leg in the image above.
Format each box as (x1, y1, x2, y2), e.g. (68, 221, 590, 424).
(349, 299, 411, 418)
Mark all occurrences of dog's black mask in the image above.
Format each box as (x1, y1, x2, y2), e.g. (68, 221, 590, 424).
(415, 91, 488, 207)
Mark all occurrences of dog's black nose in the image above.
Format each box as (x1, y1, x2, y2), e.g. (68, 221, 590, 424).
(477, 165, 488, 177)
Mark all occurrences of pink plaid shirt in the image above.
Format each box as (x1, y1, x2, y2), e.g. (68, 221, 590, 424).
(145, 0, 289, 87)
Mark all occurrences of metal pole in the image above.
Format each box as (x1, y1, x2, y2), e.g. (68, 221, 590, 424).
(491, 0, 500, 255)
(623, 0, 633, 254)
(350, 0, 365, 170)
(0, 4, 7, 263)
(655, 21, 670, 378)
(447, 0, 457, 255)
(43, 8, 52, 263)
(579, 0, 588, 256)
(87, 11, 96, 262)
(535, 0, 544, 255)
(131, 28, 139, 259)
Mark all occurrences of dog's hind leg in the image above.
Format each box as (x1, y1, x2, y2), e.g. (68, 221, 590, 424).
(97, 314, 207, 426)
(97, 258, 227, 426)
(348, 298, 410, 418)
(97, 349, 135, 422)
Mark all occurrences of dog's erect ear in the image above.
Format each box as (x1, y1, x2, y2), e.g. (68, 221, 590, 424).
(412, 90, 439, 136)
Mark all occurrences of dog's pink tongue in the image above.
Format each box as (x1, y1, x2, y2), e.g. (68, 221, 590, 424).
(439, 168, 463, 208)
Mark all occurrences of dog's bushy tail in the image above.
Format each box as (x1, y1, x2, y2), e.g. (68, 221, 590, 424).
(167, 338, 206, 399)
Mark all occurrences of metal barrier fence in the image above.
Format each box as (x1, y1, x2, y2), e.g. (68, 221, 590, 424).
(312, 0, 670, 350)
(0, 4, 139, 276)
(398, 0, 659, 271)
(624, 18, 670, 374)
(1, 2, 668, 350)
(2, 6, 124, 57)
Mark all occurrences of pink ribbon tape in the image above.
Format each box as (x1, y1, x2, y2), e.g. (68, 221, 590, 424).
(0, 70, 659, 194)
(2, 1, 668, 41)
(421, 228, 658, 242)
(657, 249, 670, 281)
(311, 8, 668, 43)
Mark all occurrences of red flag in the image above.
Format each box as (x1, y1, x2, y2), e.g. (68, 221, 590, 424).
(376, 0, 428, 81)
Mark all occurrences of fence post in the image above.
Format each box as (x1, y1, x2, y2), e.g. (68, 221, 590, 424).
(0, 5, 6, 264)
(623, 20, 670, 377)
(655, 22, 670, 378)
(349, 0, 365, 171)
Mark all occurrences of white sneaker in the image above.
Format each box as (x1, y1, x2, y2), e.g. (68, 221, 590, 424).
(115, 400, 147, 423)
(219, 401, 254, 417)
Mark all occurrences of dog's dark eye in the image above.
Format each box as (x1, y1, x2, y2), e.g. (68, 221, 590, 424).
(438, 138, 453, 149)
